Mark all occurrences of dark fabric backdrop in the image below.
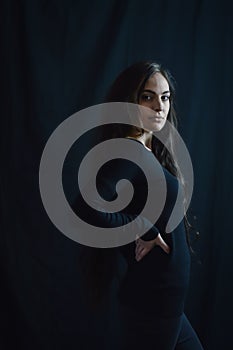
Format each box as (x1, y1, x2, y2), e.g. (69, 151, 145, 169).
(1, 0, 233, 349)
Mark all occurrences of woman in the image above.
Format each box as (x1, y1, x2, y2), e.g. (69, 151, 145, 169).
(76, 61, 203, 349)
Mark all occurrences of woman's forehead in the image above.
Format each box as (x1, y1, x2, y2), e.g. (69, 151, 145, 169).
(144, 72, 170, 92)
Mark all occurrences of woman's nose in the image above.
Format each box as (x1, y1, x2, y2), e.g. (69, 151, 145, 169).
(152, 98, 163, 111)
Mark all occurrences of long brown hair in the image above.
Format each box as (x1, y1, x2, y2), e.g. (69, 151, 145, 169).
(78, 61, 198, 311)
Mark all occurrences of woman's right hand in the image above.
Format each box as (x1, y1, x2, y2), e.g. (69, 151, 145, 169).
(135, 233, 170, 262)
(153, 233, 170, 255)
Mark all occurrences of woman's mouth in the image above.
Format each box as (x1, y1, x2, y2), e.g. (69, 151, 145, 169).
(149, 116, 164, 121)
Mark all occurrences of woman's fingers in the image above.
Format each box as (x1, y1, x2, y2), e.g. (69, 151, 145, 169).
(136, 244, 144, 256)
(135, 234, 170, 262)
(135, 247, 145, 261)
(161, 241, 170, 254)
(155, 234, 170, 254)
(135, 239, 145, 261)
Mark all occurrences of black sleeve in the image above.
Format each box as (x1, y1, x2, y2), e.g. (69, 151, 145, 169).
(72, 158, 160, 242)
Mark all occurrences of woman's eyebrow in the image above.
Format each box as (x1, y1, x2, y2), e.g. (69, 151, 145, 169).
(142, 89, 170, 95)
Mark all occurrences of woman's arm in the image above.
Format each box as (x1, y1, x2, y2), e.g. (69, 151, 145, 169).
(72, 158, 160, 243)
(73, 157, 170, 258)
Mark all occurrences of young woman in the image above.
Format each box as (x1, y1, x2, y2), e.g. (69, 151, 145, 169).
(75, 61, 203, 349)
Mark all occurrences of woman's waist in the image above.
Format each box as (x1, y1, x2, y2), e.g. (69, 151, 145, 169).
(119, 227, 190, 265)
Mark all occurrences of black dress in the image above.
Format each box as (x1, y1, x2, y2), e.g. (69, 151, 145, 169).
(74, 138, 203, 349)
(117, 162, 191, 318)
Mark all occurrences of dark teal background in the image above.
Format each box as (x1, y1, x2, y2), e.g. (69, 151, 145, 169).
(1, 0, 232, 349)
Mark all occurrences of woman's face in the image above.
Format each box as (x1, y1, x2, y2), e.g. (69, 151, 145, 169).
(138, 72, 170, 132)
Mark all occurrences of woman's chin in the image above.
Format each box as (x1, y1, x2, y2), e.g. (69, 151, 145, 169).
(144, 124, 165, 133)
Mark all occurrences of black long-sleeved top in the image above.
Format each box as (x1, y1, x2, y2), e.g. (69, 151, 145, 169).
(75, 138, 191, 317)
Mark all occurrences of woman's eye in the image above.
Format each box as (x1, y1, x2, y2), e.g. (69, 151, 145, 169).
(162, 95, 170, 101)
(141, 95, 152, 101)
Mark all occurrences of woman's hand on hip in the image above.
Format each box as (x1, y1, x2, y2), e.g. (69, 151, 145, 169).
(135, 234, 170, 262)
